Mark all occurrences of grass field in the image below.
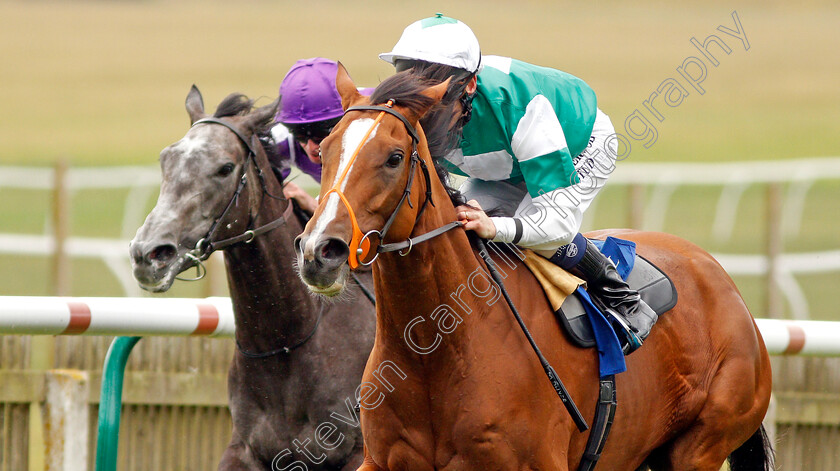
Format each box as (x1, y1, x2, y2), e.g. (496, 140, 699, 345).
(1, 1, 838, 165)
(0, 0, 838, 319)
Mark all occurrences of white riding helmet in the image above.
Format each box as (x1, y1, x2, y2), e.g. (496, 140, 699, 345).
(379, 14, 481, 73)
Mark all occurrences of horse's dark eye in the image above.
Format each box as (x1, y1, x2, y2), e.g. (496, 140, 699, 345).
(217, 163, 235, 177)
(386, 153, 404, 168)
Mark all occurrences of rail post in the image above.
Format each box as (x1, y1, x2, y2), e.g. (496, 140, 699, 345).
(628, 183, 645, 230)
(766, 182, 784, 319)
(52, 158, 70, 296)
(44, 369, 90, 471)
(94, 336, 142, 471)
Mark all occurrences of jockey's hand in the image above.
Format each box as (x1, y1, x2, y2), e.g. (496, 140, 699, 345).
(455, 200, 497, 239)
(282, 182, 318, 214)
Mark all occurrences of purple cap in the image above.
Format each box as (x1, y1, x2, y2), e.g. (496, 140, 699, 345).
(276, 58, 343, 124)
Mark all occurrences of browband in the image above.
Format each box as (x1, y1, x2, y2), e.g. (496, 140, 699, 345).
(192, 117, 261, 157)
(345, 105, 420, 144)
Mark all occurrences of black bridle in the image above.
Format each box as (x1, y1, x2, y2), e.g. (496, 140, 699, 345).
(340, 102, 463, 267)
(186, 117, 334, 358)
(177, 117, 288, 280)
(340, 103, 588, 434)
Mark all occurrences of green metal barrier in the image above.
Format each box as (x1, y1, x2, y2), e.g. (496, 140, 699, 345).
(95, 336, 141, 471)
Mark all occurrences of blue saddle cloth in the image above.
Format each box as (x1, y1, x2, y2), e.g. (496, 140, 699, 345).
(579, 236, 638, 378)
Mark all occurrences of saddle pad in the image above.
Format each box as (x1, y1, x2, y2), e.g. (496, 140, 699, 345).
(520, 249, 584, 309)
(557, 253, 678, 348)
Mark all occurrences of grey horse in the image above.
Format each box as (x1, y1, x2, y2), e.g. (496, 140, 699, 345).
(130, 86, 375, 470)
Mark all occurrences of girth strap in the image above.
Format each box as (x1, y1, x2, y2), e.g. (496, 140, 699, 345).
(577, 375, 617, 471)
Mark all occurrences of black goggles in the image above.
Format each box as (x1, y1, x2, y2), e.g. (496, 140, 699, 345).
(285, 118, 341, 145)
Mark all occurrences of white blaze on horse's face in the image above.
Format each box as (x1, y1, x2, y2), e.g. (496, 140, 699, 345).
(305, 118, 379, 254)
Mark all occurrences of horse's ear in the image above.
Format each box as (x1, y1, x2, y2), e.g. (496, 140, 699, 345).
(408, 78, 451, 121)
(186, 85, 206, 124)
(336, 61, 363, 110)
(420, 78, 451, 109)
(244, 97, 280, 132)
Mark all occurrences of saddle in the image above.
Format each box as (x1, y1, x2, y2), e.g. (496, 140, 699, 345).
(557, 253, 677, 349)
(520, 239, 678, 350)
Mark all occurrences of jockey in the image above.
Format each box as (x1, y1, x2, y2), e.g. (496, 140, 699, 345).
(380, 14, 657, 352)
(271, 57, 372, 213)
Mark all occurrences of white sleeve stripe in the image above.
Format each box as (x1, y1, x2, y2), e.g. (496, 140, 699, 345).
(482, 55, 513, 74)
(511, 95, 568, 162)
(490, 216, 516, 244)
(448, 148, 514, 181)
(509, 187, 583, 250)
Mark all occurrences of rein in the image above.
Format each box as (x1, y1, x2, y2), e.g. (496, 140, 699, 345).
(235, 304, 325, 359)
(177, 117, 289, 280)
(188, 117, 333, 358)
(332, 100, 460, 268)
(327, 101, 591, 437)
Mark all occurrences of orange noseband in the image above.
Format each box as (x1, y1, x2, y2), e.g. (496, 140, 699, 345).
(322, 101, 392, 268)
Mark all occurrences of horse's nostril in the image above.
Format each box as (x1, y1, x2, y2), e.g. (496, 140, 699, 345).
(319, 238, 350, 264)
(129, 244, 144, 264)
(148, 244, 178, 263)
(294, 235, 305, 255)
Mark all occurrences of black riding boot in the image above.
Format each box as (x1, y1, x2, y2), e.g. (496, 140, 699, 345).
(553, 238, 658, 353)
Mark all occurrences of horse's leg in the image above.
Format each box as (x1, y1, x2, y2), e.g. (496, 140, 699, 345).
(357, 459, 386, 471)
(356, 446, 386, 471)
(217, 440, 260, 470)
(657, 361, 770, 471)
(340, 448, 367, 471)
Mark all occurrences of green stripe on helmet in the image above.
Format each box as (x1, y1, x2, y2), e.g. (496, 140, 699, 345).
(421, 14, 458, 28)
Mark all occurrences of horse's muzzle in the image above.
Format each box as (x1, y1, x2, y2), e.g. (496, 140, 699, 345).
(295, 234, 350, 296)
(129, 239, 185, 292)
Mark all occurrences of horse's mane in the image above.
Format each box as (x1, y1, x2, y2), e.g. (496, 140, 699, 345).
(370, 72, 467, 207)
(214, 93, 254, 119)
(213, 93, 282, 169)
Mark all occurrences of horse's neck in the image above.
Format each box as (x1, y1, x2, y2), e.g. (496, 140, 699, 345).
(224, 184, 317, 353)
(373, 187, 485, 355)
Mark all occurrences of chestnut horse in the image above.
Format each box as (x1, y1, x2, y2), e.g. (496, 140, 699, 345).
(295, 65, 773, 471)
(130, 86, 375, 470)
